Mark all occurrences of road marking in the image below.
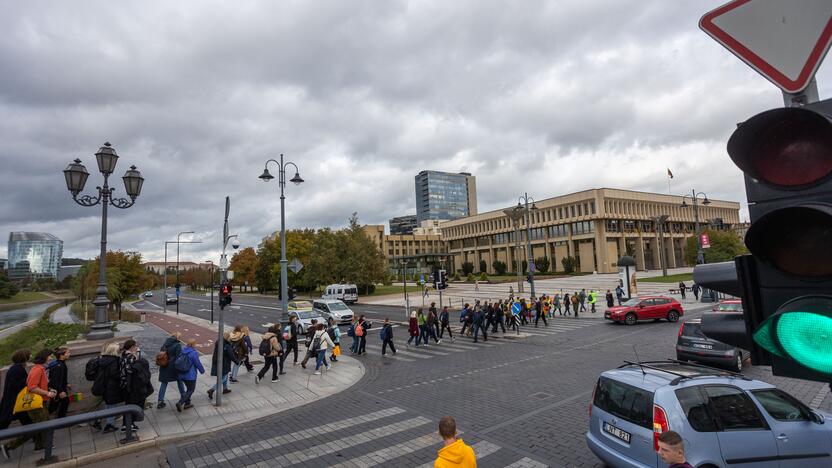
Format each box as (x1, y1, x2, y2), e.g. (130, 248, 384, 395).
(505, 457, 549, 468)
(330, 431, 442, 468)
(363, 343, 432, 359)
(415, 440, 501, 468)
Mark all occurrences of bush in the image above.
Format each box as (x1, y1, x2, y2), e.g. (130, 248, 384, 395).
(479, 272, 488, 282)
(478, 260, 487, 273)
(0, 273, 19, 299)
(561, 256, 577, 274)
(466, 273, 476, 282)
(452, 272, 461, 281)
(535, 257, 550, 274)
(461, 262, 475, 275)
(492, 261, 507, 275)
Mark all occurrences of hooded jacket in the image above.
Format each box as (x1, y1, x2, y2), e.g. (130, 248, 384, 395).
(261, 332, 282, 358)
(158, 336, 182, 383)
(434, 439, 476, 468)
(178, 346, 205, 381)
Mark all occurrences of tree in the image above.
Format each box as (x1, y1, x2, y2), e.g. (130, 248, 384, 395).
(0, 271, 18, 299)
(229, 247, 258, 292)
(478, 260, 487, 273)
(74, 251, 154, 315)
(535, 257, 550, 274)
(561, 256, 577, 274)
(255, 238, 279, 293)
(339, 213, 386, 294)
(461, 262, 474, 275)
(683, 229, 748, 266)
(492, 260, 507, 275)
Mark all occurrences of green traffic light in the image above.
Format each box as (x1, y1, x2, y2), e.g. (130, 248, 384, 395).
(754, 297, 832, 375)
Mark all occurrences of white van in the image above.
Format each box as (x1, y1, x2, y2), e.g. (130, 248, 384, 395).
(322, 284, 358, 304)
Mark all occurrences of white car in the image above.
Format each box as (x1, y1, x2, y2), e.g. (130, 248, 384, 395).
(288, 309, 326, 335)
(313, 299, 354, 326)
(322, 284, 358, 304)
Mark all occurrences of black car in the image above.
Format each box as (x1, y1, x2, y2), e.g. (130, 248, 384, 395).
(676, 318, 746, 372)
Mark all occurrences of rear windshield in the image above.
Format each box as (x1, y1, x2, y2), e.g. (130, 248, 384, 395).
(717, 302, 743, 312)
(593, 377, 654, 429)
(329, 303, 349, 311)
(681, 322, 706, 338)
(346, 287, 357, 294)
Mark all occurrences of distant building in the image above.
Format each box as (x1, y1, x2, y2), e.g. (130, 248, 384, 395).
(7, 232, 63, 280)
(58, 265, 83, 282)
(412, 219, 444, 236)
(414, 171, 477, 224)
(389, 215, 417, 235)
(363, 225, 449, 275)
(0, 258, 6, 270)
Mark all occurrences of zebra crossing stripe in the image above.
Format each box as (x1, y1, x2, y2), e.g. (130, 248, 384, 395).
(329, 430, 442, 468)
(414, 440, 502, 468)
(241, 416, 433, 468)
(504, 457, 549, 467)
(364, 343, 432, 359)
(187, 407, 407, 467)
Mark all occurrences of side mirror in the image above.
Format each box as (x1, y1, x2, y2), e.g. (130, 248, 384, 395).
(811, 411, 825, 424)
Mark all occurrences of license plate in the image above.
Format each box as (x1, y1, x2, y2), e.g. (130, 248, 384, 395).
(603, 422, 631, 444)
(692, 343, 713, 349)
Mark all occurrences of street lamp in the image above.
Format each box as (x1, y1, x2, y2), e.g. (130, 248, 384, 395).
(163, 234, 202, 314)
(176, 231, 194, 316)
(517, 193, 539, 299)
(205, 260, 215, 324)
(681, 190, 711, 264)
(259, 154, 303, 322)
(650, 215, 670, 277)
(502, 207, 525, 295)
(63, 142, 144, 340)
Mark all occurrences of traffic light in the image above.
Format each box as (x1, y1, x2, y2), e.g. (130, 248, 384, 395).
(219, 283, 233, 308)
(436, 269, 447, 290)
(698, 98, 832, 382)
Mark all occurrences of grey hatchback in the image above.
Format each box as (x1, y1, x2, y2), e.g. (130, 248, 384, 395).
(586, 361, 832, 468)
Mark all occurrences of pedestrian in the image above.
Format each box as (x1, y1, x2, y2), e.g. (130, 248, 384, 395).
(571, 293, 580, 317)
(433, 416, 476, 468)
(380, 318, 397, 356)
(176, 338, 204, 411)
(439, 306, 455, 340)
(2, 349, 56, 455)
(48, 347, 71, 419)
(534, 298, 548, 327)
(256, 325, 282, 384)
(494, 301, 506, 333)
(282, 315, 300, 368)
(121, 340, 153, 430)
(429, 302, 440, 337)
(615, 285, 624, 305)
(357, 315, 370, 354)
(327, 318, 341, 362)
(427, 307, 441, 344)
(349, 317, 361, 354)
(302, 318, 319, 367)
(657, 430, 694, 468)
(459, 303, 472, 336)
(579, 288, 587, 312)
(208, 331, 238, 399)
(589, 290, 597, 313)
(563, 293, 571, 316)
(311, 323, 334, 375)
(417, 309, 429, 347)
(242, 326, 255, 372)
(472, 306, 488, 343)
(407, 310, 420, 346)
(0, 350, 31, 438)
(228, 325, 248, 383)
(605, 289, 614, 308)
(93, 342, 123, 433)
(507, 302, 519, 333)
(553, 293, 562, 315)
(508, 285, 514, 300)
(679, 282, 687, 299)
(157, 331, 185, 409)
(692, 283, 700, 301)
(474, 279, 480, 292)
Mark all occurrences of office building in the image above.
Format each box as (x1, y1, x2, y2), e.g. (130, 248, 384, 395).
(7, 232, 63, 280)
(415, 171, 477, 224)
(363, 225, 449, 276)
(441, 188, 741, 274)
(389, 215, 417, 235)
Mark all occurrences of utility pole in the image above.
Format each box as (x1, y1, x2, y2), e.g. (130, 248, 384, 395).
(651, 215, 669, 277)
(215, 197, 238, 407)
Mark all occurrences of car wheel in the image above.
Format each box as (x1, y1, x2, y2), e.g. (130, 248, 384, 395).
(624, 313, 637, 326)
(732, 352, 743, 373)
(667, 310, 680, 322)
(676, 354, 687, 362)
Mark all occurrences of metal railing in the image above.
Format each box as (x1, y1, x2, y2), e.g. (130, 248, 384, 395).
(0, 404, 143, 465)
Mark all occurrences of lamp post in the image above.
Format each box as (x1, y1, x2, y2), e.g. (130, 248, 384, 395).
(259, 154, 304, 323)
(517, 193, 539, 299)
(63, 142, 144, 340)
(163, 236, 201, 314)
(650, 215, 670, 277)
(175, 231, 193, 315)
(502, 207, 525, 295)
(681, 190, 711, 265)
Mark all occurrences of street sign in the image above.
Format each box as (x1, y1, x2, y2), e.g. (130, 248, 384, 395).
(511, 302, 522, 315)
(219, 255, 228, 270)
(288, 258, 303, 274)
(700, 0, 832, 93)
(700, 233, 712, 249)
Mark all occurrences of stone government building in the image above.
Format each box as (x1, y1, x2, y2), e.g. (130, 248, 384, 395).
(366, 188, 741, 276)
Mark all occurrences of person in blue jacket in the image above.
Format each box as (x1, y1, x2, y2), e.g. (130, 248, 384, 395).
(176, 338, 205, 412)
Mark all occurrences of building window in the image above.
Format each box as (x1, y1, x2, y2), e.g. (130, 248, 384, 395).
(571, 221, 595, 235)
(548, 224, 568, 237)
(605, 220, 620, 232)
(591, 201, 596, 214)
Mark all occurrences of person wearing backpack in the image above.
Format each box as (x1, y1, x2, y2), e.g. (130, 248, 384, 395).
(92, 342, 123, 433)
(301, 319, 319, 368)
(208, 332, 238, 400)
(327, 318, 341, 363)
(157, 332, 185, 409)
(228, 325, 248, 383)
(311, 323, 334, 375)
(357, 315, 370, 354)
(255, 325, 282, 384)
(380, 318, 396, 356)
(121, 340, 153, 430)
(439, 306, 454, 341)
(242, 326, 255, 372)
(175, 338, 204, 412)
(281, 316, 299, 368)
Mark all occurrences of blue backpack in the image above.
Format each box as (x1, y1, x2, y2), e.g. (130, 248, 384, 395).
(174, 352, 192, 373)
(347, 325, 355, 337)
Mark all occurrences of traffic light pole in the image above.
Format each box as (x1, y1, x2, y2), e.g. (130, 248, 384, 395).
(215, 197, 237, 407)
(521, 193, 536, 300)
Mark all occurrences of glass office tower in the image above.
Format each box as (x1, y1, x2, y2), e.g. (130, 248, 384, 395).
(415, 171, 477, 224)
(7, 232, 63, 280)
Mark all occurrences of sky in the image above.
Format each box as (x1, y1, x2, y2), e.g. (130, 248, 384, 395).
(1, 0, 830, 263)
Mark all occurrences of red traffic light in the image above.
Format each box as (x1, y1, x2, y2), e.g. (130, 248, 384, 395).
(728, 107, 832, 188)
(745, 205, 832, 278)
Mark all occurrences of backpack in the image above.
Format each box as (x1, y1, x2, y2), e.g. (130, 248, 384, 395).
(327, 327, 336, 341)
(85, 356, 100, 381)
(283, 325, 292, 341)
(173, 352, 192, 373)
(233, 339, 247, 360)
(355, 323, 364, 337)
(259, 337, 272, 356)
(155, 351, 169, 368)
(379, 326, 388, 341)
(347, 325, 355, 337)
(310, 333, 322, 352)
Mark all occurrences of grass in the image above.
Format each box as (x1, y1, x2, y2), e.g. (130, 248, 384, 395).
(0, 303, 87, 366)
(638, 272, 693, 283)
(0, 291, 50, 305)
(368, 285, 425, 296)
(72, 303, 141, 323)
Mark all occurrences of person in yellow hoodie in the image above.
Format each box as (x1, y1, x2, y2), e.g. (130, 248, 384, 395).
(434, 416, 476, 468)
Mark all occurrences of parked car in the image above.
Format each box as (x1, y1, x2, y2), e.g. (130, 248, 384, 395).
(586, 360, 832, 468)
(165, 293, 178, 304)
(322, 283, 358, 304)
(288, 309, 325, 335)
(313, 299, 354, 325)
(713, 298, 743, 312)
(287, 300, 313, 311)
(677, 318, 748, 372)
(144, 291, 153, 297)
(604, 296, 684, 325)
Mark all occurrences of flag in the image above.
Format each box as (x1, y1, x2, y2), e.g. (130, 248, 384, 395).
(667, 168, 674, 179)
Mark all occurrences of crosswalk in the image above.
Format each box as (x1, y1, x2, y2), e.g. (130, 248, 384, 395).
(177, 404, 548, 468)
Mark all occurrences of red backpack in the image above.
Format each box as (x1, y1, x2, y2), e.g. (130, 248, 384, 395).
(355, 323, 364, 337)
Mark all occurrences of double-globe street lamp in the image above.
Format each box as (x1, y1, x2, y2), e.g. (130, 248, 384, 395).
(259, 154, 304, 323)
(516, 193, 539, 299)
(163, 233, 202, 314)
(681, 190, 711, 265)
(63, 142, 144, 340)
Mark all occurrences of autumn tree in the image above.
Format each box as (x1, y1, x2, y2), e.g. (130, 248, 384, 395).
(683, 229, 748, 266)
(229, 247, 257, 292)
(74, 251, 154, 315)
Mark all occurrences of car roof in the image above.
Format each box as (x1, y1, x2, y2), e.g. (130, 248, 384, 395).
(602, 361, 764, 391)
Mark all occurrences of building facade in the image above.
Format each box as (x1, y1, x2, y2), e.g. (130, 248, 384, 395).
(415, 171, 477, 224)
(389, 215, 417, 235)
(7, 232, 63, 280)
(363, 225, 448, 276)
(441, 188, 741, 275)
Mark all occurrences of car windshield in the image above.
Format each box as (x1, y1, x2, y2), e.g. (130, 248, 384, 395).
(328, 303, 349, 311)
(289, 301, 312, 310)
(620, 298, 641, 307)
(717, 302, 743, 312)
(295, 311, 320, 319)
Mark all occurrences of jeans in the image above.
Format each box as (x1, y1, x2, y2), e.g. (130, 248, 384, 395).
(315, 350, 329, 370)
(419, 325, 428, 344)
(258, 356, 279, 380)
(231, 360, 245, 379)
(439, 323, 453, 339)
(284, 340, 299, 363)
(350, 335, 360, 353)
(473, 323, 487, 342)
(179, 380, 196, 406)
(535, 312, 548, 327)
(407, 334, 417, 345)
(211, 373, 229, 392)
(158, 380, 185, 403)
(382, 338, 397, 355)
(359, 336, 366, 354)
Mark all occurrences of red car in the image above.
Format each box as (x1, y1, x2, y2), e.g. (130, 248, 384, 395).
(712, 299, 743, 312)
(604, 295, 684, 325)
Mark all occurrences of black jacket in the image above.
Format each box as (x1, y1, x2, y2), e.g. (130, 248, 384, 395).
(125, 357, 153, 405)
(158, 336, 183, 383)
(48, 360, 69, 394)
(93, 355, 125, 405)
(211, 340, 238, 377)
(288, 322, 299, 343)
(0, 363, 29, 429)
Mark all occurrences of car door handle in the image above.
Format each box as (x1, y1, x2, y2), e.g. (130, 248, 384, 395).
(776, 434, 788, 441)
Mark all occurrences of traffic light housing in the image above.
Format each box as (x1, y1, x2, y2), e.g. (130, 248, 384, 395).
(698, 98, 832, 382)
(219, 283, 233, 308)
(436, 269, 447, 290)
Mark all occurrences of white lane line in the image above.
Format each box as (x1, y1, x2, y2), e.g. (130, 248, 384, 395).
(331, 431, 442, 468)
(191, 407, 407, 467)
(240, 416, 432, 468)
(415, 440, 501, 468)
(505, 457, 549, 468)
(363, 343, 432, 359)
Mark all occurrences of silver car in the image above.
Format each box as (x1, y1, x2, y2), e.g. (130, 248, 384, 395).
(312, 299, 354, 325)
(288, 309, 325, 335)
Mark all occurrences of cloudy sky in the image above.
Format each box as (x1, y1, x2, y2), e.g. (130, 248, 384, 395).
(2, 0, 830, 262)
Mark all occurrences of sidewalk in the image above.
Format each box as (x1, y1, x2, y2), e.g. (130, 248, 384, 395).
(0, 312, 365, 467)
